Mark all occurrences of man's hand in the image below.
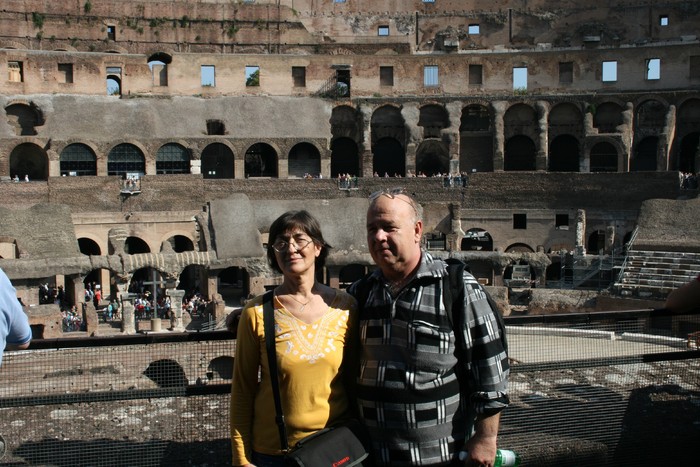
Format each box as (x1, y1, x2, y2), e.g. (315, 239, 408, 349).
(461, 413, 500, 466)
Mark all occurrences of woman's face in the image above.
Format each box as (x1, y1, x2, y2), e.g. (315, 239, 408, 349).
(272, 228, 321, 277)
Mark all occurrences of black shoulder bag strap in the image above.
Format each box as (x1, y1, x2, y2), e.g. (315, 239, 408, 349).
(262, 290, 290, 452)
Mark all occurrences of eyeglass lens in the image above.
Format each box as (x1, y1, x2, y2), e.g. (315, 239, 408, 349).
(272, 238, 311, 252)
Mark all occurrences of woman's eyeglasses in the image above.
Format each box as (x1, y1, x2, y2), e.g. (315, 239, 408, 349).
(272, 238, 313, 253)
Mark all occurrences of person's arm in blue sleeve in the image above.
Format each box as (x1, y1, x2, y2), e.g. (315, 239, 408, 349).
(1, 269, 32, 351)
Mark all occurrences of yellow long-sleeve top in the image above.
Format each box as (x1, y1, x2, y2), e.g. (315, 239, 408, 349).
(230, 291, 357, 466)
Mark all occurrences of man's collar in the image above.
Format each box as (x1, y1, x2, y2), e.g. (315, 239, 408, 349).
(371, 251, 447, 285)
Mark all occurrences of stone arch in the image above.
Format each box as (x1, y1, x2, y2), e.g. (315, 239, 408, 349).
(144, 359, 188, 387)
(549, 102, 583, 128)
(460, 104, 491, 132)
(218, 267, 250, 306)
(9, 142, 48, 180)
(504, 135, 536, 171)
(178, 264, 207, 297)
(632, 136, 659, 171)
(461, 228, 494, 251)
(548, 135, 580, 172)
(589, 139, 623, 172)
(160, 234, 195, 253)
(147, 51, 172, 87)
(372, 137, 405, 177)
(415, 139, 449, 176)
(244, 142, 278, 177)
(78, 237, 101, 256)
(587, 229, 606, 254)
(370, 104, 406, 147)
(156, 143, 191, 174)
(503, 103, 538, 140)
(60, 143, 97, 176)
(677, 132, 699, 173)
(635, 99, 666, 130)
(124, 236, 151, 255)
(0, 40, 27, 49)
(418, 103, 450, 138)
(459, 104, 493, 172)
(593, 102, 624, 133)
(330, 137, 360, 178)
(505, 243, 535, 253)
(202, 142, 235, 179)
(4, 102, 44, 136)
(330, 105, 362, 141)
(107, 143, 146, 176)
(208, 356, 234, 381)
(288, 141, 322, 178)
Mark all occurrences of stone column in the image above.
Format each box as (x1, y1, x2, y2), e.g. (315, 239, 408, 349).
(113, 274, 135, 334)
(120, 292, 136, 334)
(446, 101, 462, 174)
(605, 224, 616, 255)
(70, 275, 85, 309)
(167, 288, 186, 332)
(446, 203, 465, 252)
(360, 105, 374, 177)
(575, 209, 587, 256)
(536, 101, 549, 171)
(492, 101, 507, 171)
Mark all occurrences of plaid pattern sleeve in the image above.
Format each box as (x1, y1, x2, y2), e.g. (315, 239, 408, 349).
(349, 253, 509, 466)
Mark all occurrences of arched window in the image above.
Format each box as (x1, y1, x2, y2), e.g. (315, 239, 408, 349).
(60, 143, 97, 176)
(156, 143, 190, 174)
(108, 143, 145, 176)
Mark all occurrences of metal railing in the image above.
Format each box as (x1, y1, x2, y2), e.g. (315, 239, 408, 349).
(1, 308, 698, 466)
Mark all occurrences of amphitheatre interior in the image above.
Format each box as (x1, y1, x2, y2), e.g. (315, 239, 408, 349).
(0, 0, 698, 331)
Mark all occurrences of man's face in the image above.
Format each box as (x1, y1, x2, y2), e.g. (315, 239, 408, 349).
(366, 194, 423, 281)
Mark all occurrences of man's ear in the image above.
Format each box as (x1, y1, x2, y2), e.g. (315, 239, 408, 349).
(414, 220, 423, 242)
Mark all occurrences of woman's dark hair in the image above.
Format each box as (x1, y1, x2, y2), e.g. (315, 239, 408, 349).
(266, 210, 331, 274)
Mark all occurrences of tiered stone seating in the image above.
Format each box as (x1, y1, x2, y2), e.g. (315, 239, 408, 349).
(614, 250, 700, 298)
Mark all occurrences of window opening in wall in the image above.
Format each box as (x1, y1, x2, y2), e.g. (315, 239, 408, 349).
(469, 64, 483, 85)
(513, 67, 527, 91)
(106, 66, 121, 96)
(201, 65, 215, 87)
(513, 213, 527, 229)
(58, 63, 73, 83)
(148, 61, 167, 86)
(156, 143, 190, 174)
(691, 56, 700, 80)
(107, 25, 116, 41)
(659, 15, 669, 26)
(468, 24, 480, 35)
(378, 25, 389, 36)
(206, 119, 226, 136)
(559, 62, 573, 84)
(380, 66, 394, 86)
(60, 143, 96, 176)
(602, 61, 617, 82)
(422, 0, 435, 3)
(555, 214, 569, 230)
(646, 58, 660, 80)
(246, 65, 260, 86)
(334, 0, 346, 3)
(292, 66, 306, 87)
(424, 65, 439, 87)
(7, 61, 23, 82)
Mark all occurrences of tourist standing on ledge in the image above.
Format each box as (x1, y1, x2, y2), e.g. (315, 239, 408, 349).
(0, 267, 31, 367)
(230, 210, 357, 467)
(348, 189, 509, 466)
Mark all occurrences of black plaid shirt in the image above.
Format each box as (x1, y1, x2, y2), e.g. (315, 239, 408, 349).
(348, 253, 509, 466)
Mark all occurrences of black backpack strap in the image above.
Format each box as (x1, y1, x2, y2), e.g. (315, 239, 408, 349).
(262, 290, 289, 452)
(442, 258, 507, 354)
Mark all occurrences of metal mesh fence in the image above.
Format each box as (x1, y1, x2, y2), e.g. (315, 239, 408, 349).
(1, 309, 698, 466)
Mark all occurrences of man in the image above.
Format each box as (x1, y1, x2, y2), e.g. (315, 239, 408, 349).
(348, 189, 509, 466)
(0, 268, 32, 367)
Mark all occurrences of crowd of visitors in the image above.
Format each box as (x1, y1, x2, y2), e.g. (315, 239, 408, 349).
(337, 173, 359, 189)
(62, 306, 84, 332)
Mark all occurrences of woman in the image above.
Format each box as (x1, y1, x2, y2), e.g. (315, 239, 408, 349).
(230, 210, 357, 467)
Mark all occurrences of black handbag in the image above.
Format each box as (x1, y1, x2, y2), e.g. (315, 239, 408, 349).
(262, 291, 371, 467)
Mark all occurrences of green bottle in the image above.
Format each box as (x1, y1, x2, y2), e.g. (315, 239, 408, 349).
(458, 449, 521, 467)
